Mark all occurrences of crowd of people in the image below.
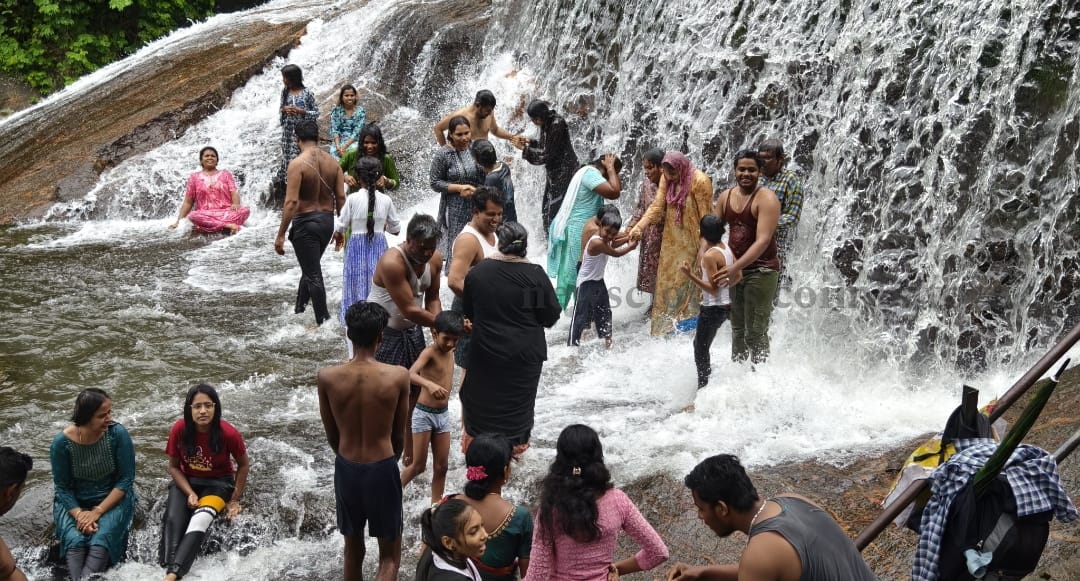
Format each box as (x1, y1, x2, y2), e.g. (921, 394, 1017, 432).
(0, 64, 883, 581)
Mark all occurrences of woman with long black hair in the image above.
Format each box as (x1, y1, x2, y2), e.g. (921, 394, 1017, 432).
(523, 425, 667, 581)
(160, 384, 250, 581)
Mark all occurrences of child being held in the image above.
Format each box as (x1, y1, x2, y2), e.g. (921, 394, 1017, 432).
(400, 311, 466, 504)
(568, 208, 638, 348)
(679, 214, 738, 389)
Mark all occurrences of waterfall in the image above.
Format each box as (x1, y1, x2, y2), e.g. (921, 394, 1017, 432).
(20, 0, 1076, 369)
(1, 0, 1077, 576)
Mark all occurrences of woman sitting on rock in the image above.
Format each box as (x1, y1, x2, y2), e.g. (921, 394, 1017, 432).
(169, 146, 250, 234)
(160, 383, 249, 581)
(50, 388, 137, 580)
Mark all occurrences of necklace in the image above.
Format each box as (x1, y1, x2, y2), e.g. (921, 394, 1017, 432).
(748, 499, 769, 537)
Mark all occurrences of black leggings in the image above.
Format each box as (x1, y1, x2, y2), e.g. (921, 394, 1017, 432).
(569, 280, 612, 345)
(66, 545, 110, 580)
(694, 305, 730, 388)
(159, 478, 235, 579)
(289, 211, 335, 325)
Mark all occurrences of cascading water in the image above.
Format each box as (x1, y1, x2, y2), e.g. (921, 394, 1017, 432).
(1, 0, 1076, 578)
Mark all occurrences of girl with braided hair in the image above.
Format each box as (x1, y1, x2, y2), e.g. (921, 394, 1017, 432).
(334, 156, 401, 328)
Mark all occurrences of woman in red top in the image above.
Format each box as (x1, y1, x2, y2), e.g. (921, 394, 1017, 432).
(160, 384, 250, 581)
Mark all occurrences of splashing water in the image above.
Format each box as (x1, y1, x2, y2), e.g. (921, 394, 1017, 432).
(1, 0, 1077, 578)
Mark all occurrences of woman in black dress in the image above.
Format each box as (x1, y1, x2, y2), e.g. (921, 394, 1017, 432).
(517, 100, 579, 233)
(460, 222, 561, 455)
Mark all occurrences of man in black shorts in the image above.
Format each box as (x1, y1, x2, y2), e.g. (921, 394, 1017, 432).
(317, 302, 410, 581)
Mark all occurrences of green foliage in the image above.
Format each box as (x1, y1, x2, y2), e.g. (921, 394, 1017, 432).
(0, 0, 261, 93)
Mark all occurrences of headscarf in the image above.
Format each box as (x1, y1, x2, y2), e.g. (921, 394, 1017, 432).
(663, 151, 695, 225)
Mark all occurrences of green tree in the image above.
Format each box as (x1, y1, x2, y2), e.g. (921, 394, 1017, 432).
(0, 0, 238, 93)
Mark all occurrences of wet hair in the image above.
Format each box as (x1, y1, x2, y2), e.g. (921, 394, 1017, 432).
(433, 310, 466, 336)
(337, 84, 357, 106)
(474, 90, 496, 108)
(406, 213, 441, 243)
(538, 424, 613, 543)
(0, 447, 32, 489)
(71, 388, 109, 426)
(599, 208, 622, 230)
(448, 115, 471, 135)
(733, 149, 762, 168)
(684, 454, 760, 512)
(182, 384, 224, 457)
(471, 139, 497, 168)
(496, 221, 528, 256)
(420, 498, 474, 568)
(596, 204, 618, 221)
(359, 124, 388, 158)
(345, 301, 389, 347)
(472, 185, 505, 212)
(463, 435, 513, 500)
(699, 214, 726, 244)
(526, 99, 552, 122)
(281, 65, 304, 89)
(199, 146, 218, 161)
(354, 156, 385, 239)
(643, 148, 665, 166)
(590, 155, 624, 175)
(294, 119, 319, 142)
(758, 139, 785, 160)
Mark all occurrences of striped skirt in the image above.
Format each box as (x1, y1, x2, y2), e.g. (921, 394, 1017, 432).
(340, 232, 388, 324)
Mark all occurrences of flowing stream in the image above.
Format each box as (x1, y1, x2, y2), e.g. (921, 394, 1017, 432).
(1, 0, 1077, 578)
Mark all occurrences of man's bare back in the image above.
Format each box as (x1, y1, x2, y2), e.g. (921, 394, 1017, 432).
(317, 360, 409, 463)
(412, 346, 455, 409)
(290, 149, 343, 215)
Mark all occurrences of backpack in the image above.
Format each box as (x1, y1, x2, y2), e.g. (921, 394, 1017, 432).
(936, 475, 1052, 580)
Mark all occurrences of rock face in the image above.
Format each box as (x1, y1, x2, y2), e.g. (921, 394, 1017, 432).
(0, 17, 309, 224)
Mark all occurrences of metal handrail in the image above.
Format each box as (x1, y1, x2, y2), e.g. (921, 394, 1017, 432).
(854, 321, 1080, 551)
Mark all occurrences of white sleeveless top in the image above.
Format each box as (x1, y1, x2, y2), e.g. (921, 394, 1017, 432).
(335, 189, 400, 235)
(458, 223, 499, 259)
(367, 246, 433, 330)
(576, 235, 609, 286)
(701, 244, 735, 307)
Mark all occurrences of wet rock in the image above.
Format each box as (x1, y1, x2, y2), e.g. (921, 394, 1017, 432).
(743, 52, 767, 72)
(0, 16, 311, 224)
(832, 239, 864, 285)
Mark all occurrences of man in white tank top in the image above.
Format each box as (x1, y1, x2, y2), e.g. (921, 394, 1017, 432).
(369, 214, 444, 466)
(447, 187, 504, 372)
(680, 215, 735, 389)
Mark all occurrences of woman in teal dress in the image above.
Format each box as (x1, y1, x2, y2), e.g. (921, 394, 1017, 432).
(329, 84, 365, 160)
(546, 154, 623, 309)
(50, 388, 136, 580)
(458, 435, 531, 580)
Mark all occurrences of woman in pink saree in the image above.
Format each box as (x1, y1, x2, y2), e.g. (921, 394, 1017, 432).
(169, 147, 250, 234)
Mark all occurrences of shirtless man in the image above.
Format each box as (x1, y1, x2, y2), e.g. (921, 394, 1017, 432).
(666, 454, 876, 581)
(369, 214, 444, 464)
(434, 90, 524, 147)
(712, 150, 781, 364)
(0, 447, 33, 581)
(274, 119, 345, 326)
(317, 302, 409, 581)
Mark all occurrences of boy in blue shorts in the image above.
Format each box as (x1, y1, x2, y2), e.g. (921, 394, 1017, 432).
(399, 311, 465, 504)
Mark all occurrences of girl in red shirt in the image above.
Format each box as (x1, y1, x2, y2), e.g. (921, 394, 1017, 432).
(160, 384, 250, 581)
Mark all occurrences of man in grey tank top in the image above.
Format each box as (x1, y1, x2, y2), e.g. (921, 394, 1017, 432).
(667, 454, 878, 581)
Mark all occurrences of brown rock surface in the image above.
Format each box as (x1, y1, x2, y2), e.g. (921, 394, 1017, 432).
(0, 17, 310, 224)
(614, 366, 1080, 580)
